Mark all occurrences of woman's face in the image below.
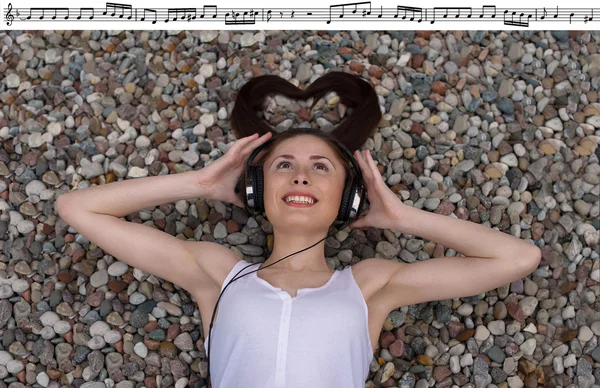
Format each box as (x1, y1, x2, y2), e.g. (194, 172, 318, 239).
(261, 135, 348, 232)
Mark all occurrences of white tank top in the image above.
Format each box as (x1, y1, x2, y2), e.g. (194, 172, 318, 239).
(204, 259, 374, 388)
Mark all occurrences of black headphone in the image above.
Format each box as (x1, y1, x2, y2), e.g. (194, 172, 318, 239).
(243, 131, 367, 229)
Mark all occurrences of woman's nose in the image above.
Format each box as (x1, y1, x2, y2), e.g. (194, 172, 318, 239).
(292, 170, 310, 185)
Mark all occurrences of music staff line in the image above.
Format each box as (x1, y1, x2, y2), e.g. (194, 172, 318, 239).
(4, 2, 598, 27)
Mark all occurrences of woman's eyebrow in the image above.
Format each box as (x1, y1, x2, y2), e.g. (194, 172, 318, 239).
(270, 154, 336, 169)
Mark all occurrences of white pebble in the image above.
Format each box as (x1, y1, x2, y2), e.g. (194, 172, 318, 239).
(90, 321, 110, 337)
(457, 303, 473, 316)
(519, 338, 536, 355)
(474, 325, 490, 341)
(87, 336, 106, 350)
(40, 311, 61, 326)
(0, 351, 13, 366)
(200, 113, 215, 127)
(217, 107, 228, 120)
(6, 74, 20, 88)
(107, 261, 129, 277)
(11, 279, 29, 294)
(6, 360, 24, 374)
(175, 378, 189, 388)
(40, 326, 55, 340)
(135, 135, 151, 148)
(36, 371, 50, 387)
(127, 166, 149, 178)
(104, 330, 122, 344)
(134, 342, 148, 358)
(53, 321, 72, 335)
(90, 270, 109, 288)
(129, 292, 147, 305)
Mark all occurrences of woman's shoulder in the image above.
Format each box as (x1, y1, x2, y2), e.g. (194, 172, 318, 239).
(348, 258, 394, 300)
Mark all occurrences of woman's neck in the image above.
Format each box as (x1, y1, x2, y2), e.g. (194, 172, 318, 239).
(262, 231, 331, 273)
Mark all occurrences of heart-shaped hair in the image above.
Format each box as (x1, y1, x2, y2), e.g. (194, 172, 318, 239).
(229, 71, 382, 152)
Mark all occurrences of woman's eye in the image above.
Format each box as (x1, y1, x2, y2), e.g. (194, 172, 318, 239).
(276, 161, 329, 171)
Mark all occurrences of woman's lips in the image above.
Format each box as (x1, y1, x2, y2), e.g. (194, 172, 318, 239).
(282, 198, 317, 208)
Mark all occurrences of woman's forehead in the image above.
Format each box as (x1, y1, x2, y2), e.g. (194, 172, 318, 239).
(270, 136, 338, 158)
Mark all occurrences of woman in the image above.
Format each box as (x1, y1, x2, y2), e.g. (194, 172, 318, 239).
(57, 71, 542, 388)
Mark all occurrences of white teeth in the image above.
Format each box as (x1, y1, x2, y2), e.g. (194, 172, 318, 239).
(285, 195, 315, 204)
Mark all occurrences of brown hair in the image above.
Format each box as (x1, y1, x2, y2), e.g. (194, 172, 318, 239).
(229, 71, 382, 158)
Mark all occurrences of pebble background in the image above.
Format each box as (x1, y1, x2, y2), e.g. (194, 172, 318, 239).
(0, 29, 599, 388)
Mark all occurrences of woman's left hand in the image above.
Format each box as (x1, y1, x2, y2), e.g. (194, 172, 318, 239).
(348, 149, 408, 231)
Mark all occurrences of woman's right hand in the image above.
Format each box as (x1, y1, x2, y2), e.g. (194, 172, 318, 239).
(194, 131, 273, 208)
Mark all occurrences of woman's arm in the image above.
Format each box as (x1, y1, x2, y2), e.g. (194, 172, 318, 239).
(57, 169, 209, 217)
(56, 169, 227, 295)
(392, 205, 541, 262)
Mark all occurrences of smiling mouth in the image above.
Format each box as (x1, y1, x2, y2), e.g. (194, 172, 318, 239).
(282, 195, 318, 207)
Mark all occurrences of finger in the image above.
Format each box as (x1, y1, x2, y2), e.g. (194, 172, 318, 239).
(348, 217, 366, 229)
(231, 133, 259, 152)
(235, 197, 245, 209)
(364, 150, 384, 181)
(240, 131, 272, 156)
(354, 149, 374, 182)
(230, 193, 245, 209)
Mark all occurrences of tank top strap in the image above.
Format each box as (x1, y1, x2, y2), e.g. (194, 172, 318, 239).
(334, 265, 355, 289)
(220, 259, 255, 292)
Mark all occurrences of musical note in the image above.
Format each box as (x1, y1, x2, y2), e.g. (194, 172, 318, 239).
(77, 7, 94, 20)
(479, 5, 496, 18)
(585, 9, 593, 22)
(431, 6, 471, 23)
(26, 8, 44, 20)
(166, 8, 196, 22)
(436, 7, 471, 18)
(53, 8, 70, 20)
(201, 5, 217, 18)
(328, 2, 372, 24)
(395, 6, 424, 22)
(140, 8, 156, 23)
(224, 8, 256, 24)
(25, 8, 68, 20)
(103, 2, 133, 19)
(503, 9, 528, 27)
(5, 3, 14, 26)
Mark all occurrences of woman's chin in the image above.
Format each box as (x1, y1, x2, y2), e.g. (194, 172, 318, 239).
(270, 215, 335, 230)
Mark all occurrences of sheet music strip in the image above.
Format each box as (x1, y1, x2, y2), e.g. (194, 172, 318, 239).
(3, 1, 599, 28)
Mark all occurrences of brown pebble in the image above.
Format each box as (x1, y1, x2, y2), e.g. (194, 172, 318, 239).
(368, 66, 384, 79)
(411, 54, 425, 68)
(144, 339, 160, 351)
(455, 329, 475, 342)
(431, 81, 447, 95)
(416, 354, 433, 365)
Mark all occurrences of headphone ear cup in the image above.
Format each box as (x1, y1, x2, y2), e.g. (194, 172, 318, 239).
(243, 167, 253, 213)
(254, 166, 265, 214)
(337, 179, 353, 222)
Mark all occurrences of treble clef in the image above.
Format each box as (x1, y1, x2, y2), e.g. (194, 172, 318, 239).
(5, 3, 15, 26)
